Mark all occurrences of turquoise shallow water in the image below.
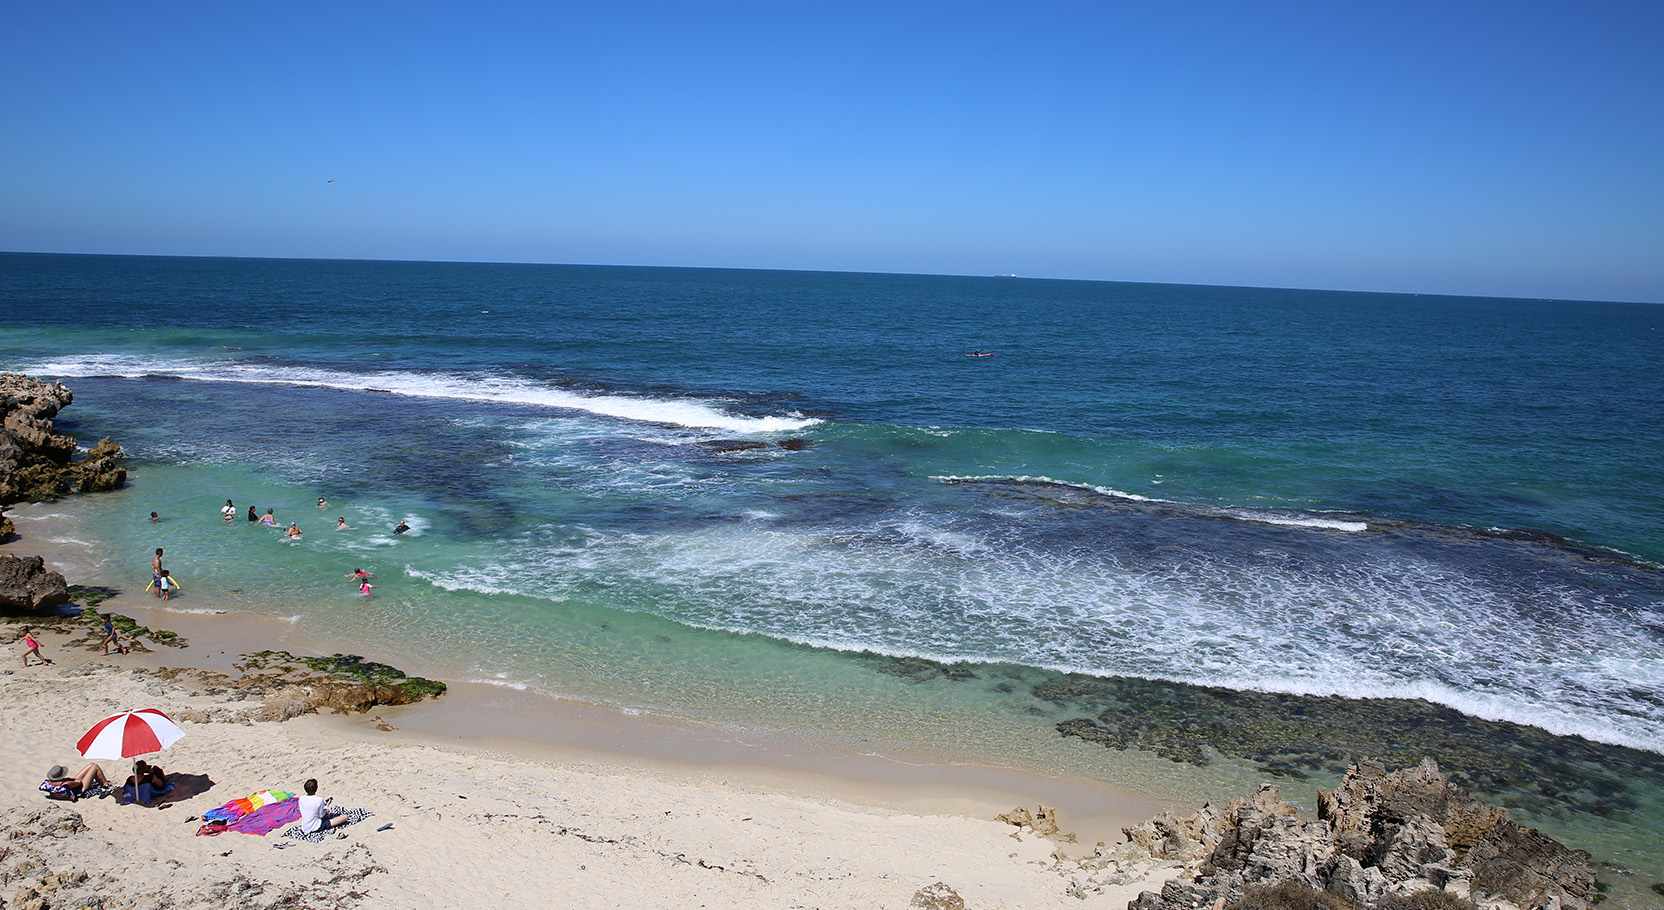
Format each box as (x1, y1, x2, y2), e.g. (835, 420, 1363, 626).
(4, 253, 1663, 886)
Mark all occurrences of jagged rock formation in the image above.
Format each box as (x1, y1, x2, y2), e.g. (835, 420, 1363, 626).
(1120, 758, 1596, 910)
(0, 372, 126, 504)
(0, 554, 71, 613)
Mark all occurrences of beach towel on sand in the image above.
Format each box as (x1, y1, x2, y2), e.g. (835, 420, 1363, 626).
(197, 798, 302, 837)
(281, 807, 374, 843)
(202, 789, 293, 824)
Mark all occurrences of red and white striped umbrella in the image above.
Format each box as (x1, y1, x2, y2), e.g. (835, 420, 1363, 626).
(76, 709, 185, 760)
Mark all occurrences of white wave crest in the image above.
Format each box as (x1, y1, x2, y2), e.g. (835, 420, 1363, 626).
(21, 353, 820, 434)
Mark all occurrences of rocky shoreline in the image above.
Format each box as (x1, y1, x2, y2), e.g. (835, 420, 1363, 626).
(1, 372, 127, 612)
(0, 372, 126, 509)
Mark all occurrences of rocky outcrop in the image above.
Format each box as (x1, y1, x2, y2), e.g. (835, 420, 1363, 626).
(0, 554, 71, 613)
(0, 373, 126, 504)
(1120, 759, 1596, 910)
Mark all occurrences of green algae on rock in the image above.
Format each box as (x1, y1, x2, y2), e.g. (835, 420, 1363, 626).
(240, 649, 447, 703)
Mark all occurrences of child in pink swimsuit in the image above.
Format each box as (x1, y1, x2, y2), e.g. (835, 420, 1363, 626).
(21, 628, 50, 666)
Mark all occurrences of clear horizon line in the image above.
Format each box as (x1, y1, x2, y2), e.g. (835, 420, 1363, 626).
(3, 247, 1658, 308)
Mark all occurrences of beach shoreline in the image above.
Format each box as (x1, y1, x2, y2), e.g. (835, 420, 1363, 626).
(3, 520, 1196, 908)
(11, 519, 1177, 839)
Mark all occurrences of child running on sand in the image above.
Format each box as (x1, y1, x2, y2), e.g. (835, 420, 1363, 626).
(21, 627, 51, 666)
(101, 616, 128, 655)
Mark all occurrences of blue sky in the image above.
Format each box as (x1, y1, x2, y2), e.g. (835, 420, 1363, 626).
(3, 2, 1661, 302)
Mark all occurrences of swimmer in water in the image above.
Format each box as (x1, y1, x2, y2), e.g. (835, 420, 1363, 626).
(285, 523, 303, 539)
(393, 519, 410, 535)
(346, 568, 373, 582)
(336, 517, 348, 529)
(317, 497, 328, 509)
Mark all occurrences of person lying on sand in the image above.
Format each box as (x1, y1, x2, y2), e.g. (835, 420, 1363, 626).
(42, 763, 110, 800)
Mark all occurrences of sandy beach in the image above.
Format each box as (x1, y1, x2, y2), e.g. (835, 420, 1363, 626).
(3, 554, 1186, 910)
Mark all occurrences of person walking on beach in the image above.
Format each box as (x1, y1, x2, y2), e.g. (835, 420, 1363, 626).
(20, 627, 51, 666)
(101, 616, 127, 655)
(151, 548, 164, 598)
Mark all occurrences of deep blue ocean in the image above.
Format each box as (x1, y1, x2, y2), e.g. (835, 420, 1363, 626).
(4, 253, 1663, 887)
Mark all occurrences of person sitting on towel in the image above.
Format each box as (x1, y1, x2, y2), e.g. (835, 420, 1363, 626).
(124, 760, 168, 804)
(298, 778, 351, 834)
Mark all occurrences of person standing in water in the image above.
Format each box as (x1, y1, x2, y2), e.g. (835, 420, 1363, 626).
(221, 499, 236, 521)
(247, 505, 258, 523)
(150, 548, 164, 598)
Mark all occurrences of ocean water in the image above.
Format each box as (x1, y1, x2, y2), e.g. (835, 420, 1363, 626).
(4, 253, 1664, 888)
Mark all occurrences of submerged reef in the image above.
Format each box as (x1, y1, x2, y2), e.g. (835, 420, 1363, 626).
(1035, 673, 1664, 825)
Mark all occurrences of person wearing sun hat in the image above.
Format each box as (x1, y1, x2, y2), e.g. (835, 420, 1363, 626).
(40, 762, 110, 801)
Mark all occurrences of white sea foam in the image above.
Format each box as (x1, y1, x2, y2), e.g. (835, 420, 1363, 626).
(934, 474, 1367, 531)
(487, 520, 1663, 754)
(21, 353, 820, 434)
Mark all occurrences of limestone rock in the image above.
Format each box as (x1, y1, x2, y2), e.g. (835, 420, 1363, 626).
(1126, 759, 1597, 910)
(0, 554, 70, 612)
(997, 805, 1061, 836)
(909, 881, 965, 910)
(0, 374, 125, 503)
(74, 436, 128, 492)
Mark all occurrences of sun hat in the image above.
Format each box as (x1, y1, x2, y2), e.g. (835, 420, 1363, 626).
(46, 764, 67, 780)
